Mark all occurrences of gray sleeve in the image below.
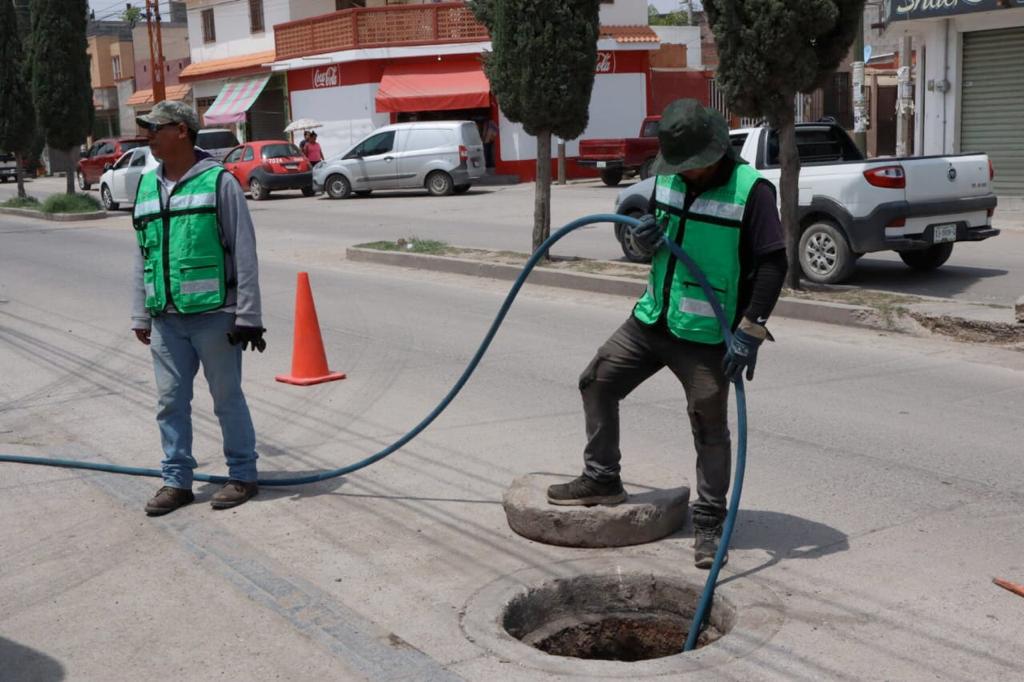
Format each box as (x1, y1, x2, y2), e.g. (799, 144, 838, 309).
(217, 171, 263, 328)
(131, 246, 151, 330)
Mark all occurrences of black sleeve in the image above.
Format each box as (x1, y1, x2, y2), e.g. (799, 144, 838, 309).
(743, 249, 787, 325)
(746, 181, 786, 256)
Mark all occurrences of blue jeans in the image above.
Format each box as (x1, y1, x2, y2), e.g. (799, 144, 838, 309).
(150, 312, 258, 488)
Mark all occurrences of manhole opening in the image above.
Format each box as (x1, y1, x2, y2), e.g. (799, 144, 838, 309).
(502, 573, 735, 662)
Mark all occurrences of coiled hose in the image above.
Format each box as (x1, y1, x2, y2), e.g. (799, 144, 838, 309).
(0, 212, 745, 652)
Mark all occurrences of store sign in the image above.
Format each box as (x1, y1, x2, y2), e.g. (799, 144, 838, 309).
(312, 66, 339, 89)
(595, 51, 615, 73)
(886, 0, 1024, 22)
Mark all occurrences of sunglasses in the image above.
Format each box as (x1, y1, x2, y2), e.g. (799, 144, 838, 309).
(146, 122, 183, 134)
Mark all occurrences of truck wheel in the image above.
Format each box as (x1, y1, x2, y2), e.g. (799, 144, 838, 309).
(615, 209, 653, 264)
(898, 243, 953, 271)
(326, 174, 351, 199)
(799, 220, 856, 284)
(426, 170, 454, 196)
(600, 168, 623, 187)
(639, 158, 655, 180)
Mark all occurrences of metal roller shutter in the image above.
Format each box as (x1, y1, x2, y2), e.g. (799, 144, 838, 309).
(249, 87, 287, 142)
(960, 27, 1024, 196)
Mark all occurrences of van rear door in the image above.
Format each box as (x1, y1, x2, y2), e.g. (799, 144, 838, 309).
(459, 122, 485, 179)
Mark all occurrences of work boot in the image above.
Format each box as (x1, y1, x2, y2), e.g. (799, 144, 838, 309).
(145, 486, 195, 517)
(693, 524, 728, 570)
(210, 480, 258, 510)
(546, 475, 626, 506)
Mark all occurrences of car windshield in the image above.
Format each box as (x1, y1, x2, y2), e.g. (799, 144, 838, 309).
(261, 144, 301, 159)
(120, 140, 145, 153)
(198, 131, 240, 149)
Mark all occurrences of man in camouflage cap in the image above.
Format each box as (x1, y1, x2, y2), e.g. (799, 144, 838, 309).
(547, 99, 787, 569)
(131, 100, 267, 516)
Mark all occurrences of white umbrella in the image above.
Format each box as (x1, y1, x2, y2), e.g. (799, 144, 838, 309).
(284, 118, 322, 133)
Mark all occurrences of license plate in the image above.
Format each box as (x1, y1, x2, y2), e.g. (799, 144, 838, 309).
(284, 163, 298, 170)
(596, 161, 607, 168)
(933, 223, 957, 243)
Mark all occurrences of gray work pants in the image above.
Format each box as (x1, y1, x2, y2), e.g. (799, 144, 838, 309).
(580, 316, 732, 528)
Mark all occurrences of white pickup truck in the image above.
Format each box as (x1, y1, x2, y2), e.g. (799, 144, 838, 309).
(614, 123, 999, 283)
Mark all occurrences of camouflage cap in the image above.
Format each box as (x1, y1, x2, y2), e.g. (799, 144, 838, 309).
(136, 100, 201, 132)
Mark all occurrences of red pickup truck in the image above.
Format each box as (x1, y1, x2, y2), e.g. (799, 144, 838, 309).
(577, 115, 660, 186)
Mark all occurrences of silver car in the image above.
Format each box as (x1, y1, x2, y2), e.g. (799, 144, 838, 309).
(98, 145, 158, 211)
(313, 121, 485, 199)
(196, 128, 240, 162)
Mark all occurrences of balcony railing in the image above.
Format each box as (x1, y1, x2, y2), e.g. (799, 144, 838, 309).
(274, 2, 490, 61)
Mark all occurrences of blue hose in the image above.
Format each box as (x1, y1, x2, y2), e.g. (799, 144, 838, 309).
(0, 212, 744, 653)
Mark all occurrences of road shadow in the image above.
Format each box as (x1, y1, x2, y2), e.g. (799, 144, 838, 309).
(718, 509, 849, 583)
(843, 257, 1008, 300)
(194, 469, 347, 504)
(0, 637, 65, 682)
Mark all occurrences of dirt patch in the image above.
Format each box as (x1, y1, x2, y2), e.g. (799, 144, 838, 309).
(531, 613, 722, 661)
(910, 314, 1024, 345)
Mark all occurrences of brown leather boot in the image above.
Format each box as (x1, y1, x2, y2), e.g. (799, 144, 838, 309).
(145, 486, 195, 516)
(211, 480, 258, 510)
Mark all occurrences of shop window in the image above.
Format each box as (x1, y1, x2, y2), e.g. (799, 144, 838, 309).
(202, 8, 215, 43)
(335, 0, 366, 9)
(249, 0, 264, 33)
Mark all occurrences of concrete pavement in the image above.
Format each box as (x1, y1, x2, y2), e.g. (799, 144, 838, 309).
(2, 212, 1024, 679)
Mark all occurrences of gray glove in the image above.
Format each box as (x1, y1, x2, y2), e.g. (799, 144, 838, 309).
(631, 214, 664, 254)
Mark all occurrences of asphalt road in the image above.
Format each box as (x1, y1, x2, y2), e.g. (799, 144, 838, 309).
(3, 174, 1024, 307)
(1, 211, 1023, 679)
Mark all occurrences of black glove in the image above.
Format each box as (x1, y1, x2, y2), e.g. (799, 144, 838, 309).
(722, 327, 764, 382)
(630, 214, 664, 254)
(227, 325, 267, 352)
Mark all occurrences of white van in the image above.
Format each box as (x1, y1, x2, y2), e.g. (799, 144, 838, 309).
(312, 121, 485, 199)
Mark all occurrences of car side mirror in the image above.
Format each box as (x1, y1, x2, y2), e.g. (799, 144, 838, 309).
(103, 163, 113, 171)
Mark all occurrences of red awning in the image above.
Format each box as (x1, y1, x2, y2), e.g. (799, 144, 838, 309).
(375, 62, 490, 113)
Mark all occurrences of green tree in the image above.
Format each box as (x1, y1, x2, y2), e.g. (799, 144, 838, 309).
(648, 3, 690, 26)
(705, 0, 863, 288)
(0, 0, 36, 198)
(472, 0, 601, 252)
(122, 5, 142, 26)
(30, 0, 94, 195)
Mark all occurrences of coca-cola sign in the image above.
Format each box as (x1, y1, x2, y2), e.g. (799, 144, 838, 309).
(312, 66, 339, 89)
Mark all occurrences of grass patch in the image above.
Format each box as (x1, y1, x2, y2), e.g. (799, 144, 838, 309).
(356, 237, 450, 254)
(1, 195, 41, 209)
(39, 192, 102, 214)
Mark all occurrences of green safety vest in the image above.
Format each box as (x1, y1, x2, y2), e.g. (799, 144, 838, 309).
(133, 165, 227, 315)
(633, 163, 762, 345)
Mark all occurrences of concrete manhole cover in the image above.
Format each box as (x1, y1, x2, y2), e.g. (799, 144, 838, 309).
(503, 473, 690, 548)
(462, 556, 784, 677)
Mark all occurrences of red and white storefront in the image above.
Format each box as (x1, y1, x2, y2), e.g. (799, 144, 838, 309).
(271, 34, 659, 181)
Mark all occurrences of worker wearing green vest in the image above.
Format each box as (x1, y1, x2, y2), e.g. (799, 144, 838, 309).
(548, 100, 788, 568)
(130, 101, 266, 517)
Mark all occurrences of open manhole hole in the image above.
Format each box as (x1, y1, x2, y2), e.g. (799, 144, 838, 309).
(502, 573, 734, 662)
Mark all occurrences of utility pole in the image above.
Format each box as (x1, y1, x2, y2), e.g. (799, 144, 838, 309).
(852, 5, 868, 154)
(895, 34, 913, 157)
(143, 0, 166, 104)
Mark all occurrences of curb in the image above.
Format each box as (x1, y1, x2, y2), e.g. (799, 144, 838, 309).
(0, 206, 107, 222)
(346, 247, 879, 330)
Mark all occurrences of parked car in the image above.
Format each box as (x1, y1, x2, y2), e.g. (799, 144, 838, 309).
(0, 151, 17, 183)
(222, 140, 313, 200)
(77, 136, 147, 190)
(98, 145, 158, 210)
(612, 122, 999, 284)
(578, 115, 661, 187)
(196, 128, 240, 162)
(312, 121, 485, 199)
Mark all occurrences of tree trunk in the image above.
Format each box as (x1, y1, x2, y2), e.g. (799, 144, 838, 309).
(533, 130, 552, 254)
(66, 146, 81, 195)
(14, 152, 27, 199)
(777, 110, 802, 290)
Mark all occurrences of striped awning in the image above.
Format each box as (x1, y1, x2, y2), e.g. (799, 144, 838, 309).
(202, 75, 270, 126)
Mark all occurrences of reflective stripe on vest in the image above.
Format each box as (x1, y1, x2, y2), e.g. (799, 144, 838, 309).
(632, 163, 762, 344)
(133, 166, 227, 315)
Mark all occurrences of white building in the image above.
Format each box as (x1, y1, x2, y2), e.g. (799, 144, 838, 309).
(884, 1, 1024, 198)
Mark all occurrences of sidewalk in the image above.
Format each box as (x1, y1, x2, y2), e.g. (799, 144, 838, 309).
(347, 244, 1024, 347)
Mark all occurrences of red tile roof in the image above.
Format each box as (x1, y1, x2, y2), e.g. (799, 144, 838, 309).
(600, 25, 660, 44)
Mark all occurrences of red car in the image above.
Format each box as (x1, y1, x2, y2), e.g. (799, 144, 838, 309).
(77, 136, 148, 190)
(222, 140, 314, 200)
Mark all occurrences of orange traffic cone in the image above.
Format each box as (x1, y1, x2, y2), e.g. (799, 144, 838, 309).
(275, 272, 346, 386)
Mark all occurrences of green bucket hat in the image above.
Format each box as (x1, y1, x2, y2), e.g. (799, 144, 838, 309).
(136, 100, 200, 132)
(652, 99, 731, 175)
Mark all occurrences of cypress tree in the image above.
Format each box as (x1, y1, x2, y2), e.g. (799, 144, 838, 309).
(472, 0, 601, 252)
(0, 0, 36, 198)
(30, 0, 94, 195)
(705, 0, 864, 289)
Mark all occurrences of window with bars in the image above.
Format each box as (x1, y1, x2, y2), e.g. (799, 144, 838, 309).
(202, 8, 215, 43)
(249, 0, 264, 33)
(112, 55, 122, 80)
